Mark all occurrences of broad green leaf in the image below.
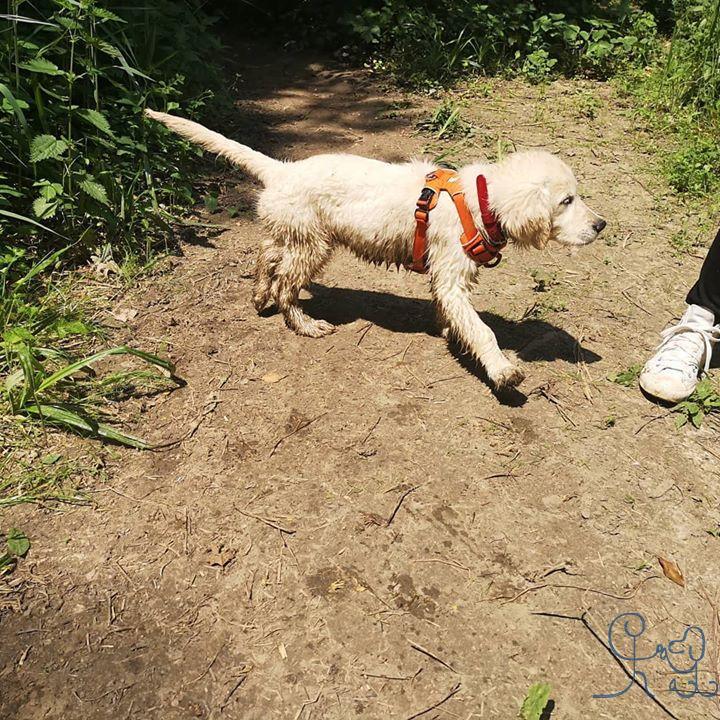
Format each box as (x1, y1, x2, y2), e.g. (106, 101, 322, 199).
(17, 57, 62, 75)
(38, 345, 173, 392)
(520, 682, 552, 720)
(33, 195, 59, 219)
(6, 528, 30, 557)
(30, 134, 68, 162)
(77, 109, 113, 136)
(23, 403, 150, 448)
(79, 179, 110, 206)
(51, 318, 93, 338)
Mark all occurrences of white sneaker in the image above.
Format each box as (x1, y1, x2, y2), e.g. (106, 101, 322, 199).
(639, 304, 720, 403)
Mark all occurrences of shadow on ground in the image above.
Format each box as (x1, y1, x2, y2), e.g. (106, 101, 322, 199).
(304, 283, 602, 365)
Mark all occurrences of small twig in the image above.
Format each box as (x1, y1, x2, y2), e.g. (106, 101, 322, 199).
(488, 575, 660, 605)
(362, 668, 422, 681)
(406, 682, 462, 720)
(621, 289, 652, 316)
(409, 640, 457, 673)
(293, 690, 321, 720)
(634, 410, 672, 435)
(360, 416, 382, 445)
(356, 322, 373, 347)
(218, 670, 250, 713)
(386, 485, 419, 527)
(236, 508, 296, 535)
(270, 412, 327, 457)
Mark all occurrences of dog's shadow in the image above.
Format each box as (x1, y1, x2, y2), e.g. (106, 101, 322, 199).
(302, 284, 601, 406)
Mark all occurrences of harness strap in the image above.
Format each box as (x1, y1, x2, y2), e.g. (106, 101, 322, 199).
(408, 169, 506, 273)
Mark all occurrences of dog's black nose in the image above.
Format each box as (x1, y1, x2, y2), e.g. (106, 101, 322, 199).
(593, 218, 607, 233)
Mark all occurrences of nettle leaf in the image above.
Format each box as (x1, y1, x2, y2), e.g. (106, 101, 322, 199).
(77, 108, 113, 136)
(33, 195, 59, 219)
(30, 134, 68, 162)
(6, 528, 30, 557)
(17, 57, 62, 75)
(79, 178, 110, 206)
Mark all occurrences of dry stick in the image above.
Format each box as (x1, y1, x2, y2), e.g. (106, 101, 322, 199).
(634, 410, 672, 436)
(356, 322, 373, 346)
(532, 611, 679, 720)
(218, 671, 249, 714)
(362, 668, 422, 681)
(386, 485, 419, 527)
(621, 289, 652, 316)
(489, 575, 660, 605)
(293, 690, 322, 720)
(236, 508, 296, 535)
(360, 416, 382, 445)
(406, 682, 462, 720)
(269, 412, 327, 457)
(409, 640, 457, 674)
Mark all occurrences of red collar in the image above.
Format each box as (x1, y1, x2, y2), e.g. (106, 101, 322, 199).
(476, 174, 506, 248)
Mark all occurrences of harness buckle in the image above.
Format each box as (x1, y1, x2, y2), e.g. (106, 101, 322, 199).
(416, 187, 435, 211)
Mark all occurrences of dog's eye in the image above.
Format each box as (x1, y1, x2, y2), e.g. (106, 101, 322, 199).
(560, 195, 574, 206)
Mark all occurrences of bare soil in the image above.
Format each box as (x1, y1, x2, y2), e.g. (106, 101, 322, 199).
(3, 42, 720, 720)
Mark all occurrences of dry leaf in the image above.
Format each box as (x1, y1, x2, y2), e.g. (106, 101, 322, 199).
(261, 371, 285, 384)
(206, 542, 236, 569)
(658, 556, 685, 587)
(110, 307, 138, 323)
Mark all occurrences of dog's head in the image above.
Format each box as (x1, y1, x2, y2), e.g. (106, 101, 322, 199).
(490, 151, 605, 250)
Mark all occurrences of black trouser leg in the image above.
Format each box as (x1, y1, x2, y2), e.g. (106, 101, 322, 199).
(686, 227, 720, 321)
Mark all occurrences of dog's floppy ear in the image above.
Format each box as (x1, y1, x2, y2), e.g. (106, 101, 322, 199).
(498, 183, 552, 250)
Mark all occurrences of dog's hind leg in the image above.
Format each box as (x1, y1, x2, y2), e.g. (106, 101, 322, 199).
(275, 238, 335, 338)
(431, 267, 524, 389)
(253, 239, 283, 312)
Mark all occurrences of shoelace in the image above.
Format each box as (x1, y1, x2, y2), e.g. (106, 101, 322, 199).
(657, 322, 720, 373)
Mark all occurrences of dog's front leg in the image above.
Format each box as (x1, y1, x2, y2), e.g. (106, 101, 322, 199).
(431, 270, 524, 389)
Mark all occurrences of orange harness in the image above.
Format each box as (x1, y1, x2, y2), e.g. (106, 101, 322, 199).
(408, 169, 507, 274)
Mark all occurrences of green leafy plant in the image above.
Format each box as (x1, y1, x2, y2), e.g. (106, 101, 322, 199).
(608, 364, 642, 387)
(1, 247, 177, 448)
(0, 0, 223, 259)
(0, 528, 30, 576)
(519, 682, 552, 720)
(417, 100, 472, 139)
(673, 378, 720, 429)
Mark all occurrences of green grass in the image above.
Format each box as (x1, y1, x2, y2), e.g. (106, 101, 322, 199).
(0, 454, 88, 508)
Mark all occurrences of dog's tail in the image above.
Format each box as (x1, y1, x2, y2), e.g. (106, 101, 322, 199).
(144, 109, 280, 184)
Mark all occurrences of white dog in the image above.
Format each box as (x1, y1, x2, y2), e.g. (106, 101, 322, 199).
(145, 109, 605, 389)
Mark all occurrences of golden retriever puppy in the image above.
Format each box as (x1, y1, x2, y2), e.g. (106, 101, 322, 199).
(145, 109, 605, 389)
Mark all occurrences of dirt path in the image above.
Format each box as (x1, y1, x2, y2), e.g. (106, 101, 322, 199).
(4, 42, 720, 720)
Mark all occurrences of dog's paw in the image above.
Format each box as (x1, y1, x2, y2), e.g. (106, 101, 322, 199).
(493, 365, 525, 390)
(298, 319, 336, 338)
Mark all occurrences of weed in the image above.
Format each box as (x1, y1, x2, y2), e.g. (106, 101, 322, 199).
(673, 378, 720, 429)
(665, 136, 720, 195)
(573, 90, 601, 120)
(0, 528, 29, 576)
(669, 229, 703, 257)
(418, 100, 472, 140)
(0, 454, 89, 508)
(519, 682, 552, 720)
(530, 269, 558, 293)
(608, 364, 642, 387)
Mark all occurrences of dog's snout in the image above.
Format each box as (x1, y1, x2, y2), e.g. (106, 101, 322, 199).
(593, 218, 607, 233)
